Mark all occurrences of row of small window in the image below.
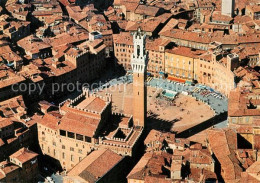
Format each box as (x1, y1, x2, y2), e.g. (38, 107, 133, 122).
(200, 64, 213, 70)
(231, 117, 250, 124)
(148, 66, 163, 71)
(61, 146, 83, 154)
(41, 139, 85, 153)
(43, 145, 84, 156)
(150, 60, 162, 64)
(120, 59, 129, 62)
(115, 44, 132, 48)
(103, 37, 112, 42)
(40, 127, 57, 135)
(165, 58, 192, 65)
(116, 49, 132, 53)
(117, 53, 129, 57)
(166, 65, 192, 70)
(62, 152, 81, 162)
(177, 42, 207, 50)
(61, 154, 82, 162)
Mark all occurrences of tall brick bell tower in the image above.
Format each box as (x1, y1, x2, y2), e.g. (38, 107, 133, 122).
(131, 28, 148, 127)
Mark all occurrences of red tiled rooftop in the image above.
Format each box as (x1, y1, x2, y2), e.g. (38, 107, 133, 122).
(166, 46, 205, 58)
(0, 161, 19, 176)
(76, 96, 107, 113)
(0, 118, 13, 129)
(38, 114, 59, 130)
(68, 149, 123, 182)
(113, 32, 133, 45)
(10, 148, 38, 164)
(59, 112, 101, 137)
(135, 5, 160, 17)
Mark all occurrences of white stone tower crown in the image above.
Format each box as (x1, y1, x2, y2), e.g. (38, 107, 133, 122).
(221, 0, 235, 17)
(131, 28, 148, 73)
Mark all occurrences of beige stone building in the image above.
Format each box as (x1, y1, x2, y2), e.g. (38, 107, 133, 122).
(197, 52, 237, 96)
(165, 46, 205, 83)
(113, 32, 134, 70)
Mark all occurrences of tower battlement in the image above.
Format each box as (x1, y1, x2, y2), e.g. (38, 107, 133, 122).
(131, 28, 148, 74)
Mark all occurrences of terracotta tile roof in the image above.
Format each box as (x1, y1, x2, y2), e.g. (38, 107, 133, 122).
(127, 152, 171, 180)
(135, 5, 161, 17)
(0, 95, 26, 119)
(159, 18, 178, 34)
(0, 118, 13, 129)
(113, 0, 121, 5)
(235, 0, 247, 10)
(144, 176, 171, 183)
(122, 2, 139, 12)
(240, 172, 260, 183)
(228, 89, 260, 117)
(144, 129, 175, 145)
(246, 5, 260, 13)
(166, 46, 206, 58)
(207, 129, 242, 182)
(38, 114, 59, 130)
(189, 149, 213, 165)
(160, 28, 213, 44)
(254, 134, 260, 150)
(46, 32, 88, 48)
(59, 112, 101, 137)
(127, 152, 153, 180)
(67, 149, 123, 182)
(234, 15, 252, 24)
(150, 1, 175, 11)
(10, 148, 38, 164)
(113, 32, 133, 45)
(126, 18, 162, 33)
(236, 125, 253, 134)
(246, 161, 260, 174)
(0, 68, 25, 89)
(212, 11, 233, 23)
(0, 161, 19, 177)
(0, 138, 4, 146)
(17, 35, 51, 54)
(58, 0, 70, 6)
(189, 168, 217, 182)
(232, 46, 260, 60)
(146, 38, 170, 51)
(76, 96, 107, 113)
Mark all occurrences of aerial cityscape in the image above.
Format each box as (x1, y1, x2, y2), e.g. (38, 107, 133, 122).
(0, 0, 260, 182)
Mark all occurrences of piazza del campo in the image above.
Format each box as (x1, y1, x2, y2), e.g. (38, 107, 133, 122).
(0, 0, 260, 182)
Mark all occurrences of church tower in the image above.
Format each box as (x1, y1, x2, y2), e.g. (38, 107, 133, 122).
(131, 28, 148, 127)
